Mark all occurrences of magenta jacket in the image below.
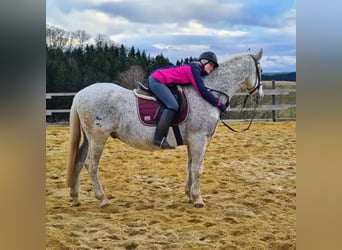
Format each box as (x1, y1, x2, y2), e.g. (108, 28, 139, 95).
(151, 63, 223, 108)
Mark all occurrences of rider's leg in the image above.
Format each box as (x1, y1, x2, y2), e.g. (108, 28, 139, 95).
(148, 76, 179, 149)
(153, 108, 176, 149)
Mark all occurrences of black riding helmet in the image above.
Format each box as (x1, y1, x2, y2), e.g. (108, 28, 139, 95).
(199, 51, 219, 68)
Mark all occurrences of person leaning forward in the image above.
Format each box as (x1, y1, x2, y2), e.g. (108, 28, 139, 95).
(148, 51, 227, 149)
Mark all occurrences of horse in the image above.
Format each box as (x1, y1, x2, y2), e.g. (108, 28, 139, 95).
(66, 49, 264, 208)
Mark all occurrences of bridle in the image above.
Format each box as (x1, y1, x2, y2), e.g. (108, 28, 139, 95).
(208, 54, 263, 133)
(246, 55, 262, 96)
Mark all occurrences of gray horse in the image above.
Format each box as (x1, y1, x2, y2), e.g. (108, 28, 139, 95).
(66, 49, 264, 208)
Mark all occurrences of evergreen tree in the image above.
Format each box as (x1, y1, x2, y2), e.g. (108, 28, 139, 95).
(46, 24, 193, 121)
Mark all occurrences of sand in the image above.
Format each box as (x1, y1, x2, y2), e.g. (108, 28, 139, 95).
(46, 121, 296, 249)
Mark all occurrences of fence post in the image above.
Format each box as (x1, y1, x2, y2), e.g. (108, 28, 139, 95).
(272, 80, 276, 122)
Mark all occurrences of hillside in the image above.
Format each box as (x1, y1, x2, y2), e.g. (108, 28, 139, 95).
(262, 72, 296, 82)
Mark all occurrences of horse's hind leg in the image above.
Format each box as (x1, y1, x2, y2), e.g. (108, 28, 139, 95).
(70, 136, 88, 206)
(86, 135, 110, 208)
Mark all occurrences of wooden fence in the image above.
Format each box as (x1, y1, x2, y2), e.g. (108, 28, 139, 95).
(46, 81, 296, 122)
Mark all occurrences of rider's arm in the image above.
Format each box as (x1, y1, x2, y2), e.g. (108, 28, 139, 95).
(189, 64, 223, 108)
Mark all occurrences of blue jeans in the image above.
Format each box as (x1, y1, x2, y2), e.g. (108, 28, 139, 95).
(148, 76, 179, 111)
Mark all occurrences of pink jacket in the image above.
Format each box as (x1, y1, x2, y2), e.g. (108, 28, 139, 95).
(151, 63, 222, 107)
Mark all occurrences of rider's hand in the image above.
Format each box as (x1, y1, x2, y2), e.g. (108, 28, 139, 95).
(219, 103, 227, 112)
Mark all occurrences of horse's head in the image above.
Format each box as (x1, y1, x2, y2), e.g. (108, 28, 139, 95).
(245, 48, 264, 98)
(202, 49, 264, 102)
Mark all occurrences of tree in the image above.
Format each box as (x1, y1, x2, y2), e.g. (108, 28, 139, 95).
(95, 33, 112, 48)
(117, 65, 146, 89)
(75, 29, 90, 48)
(118, 44, 128, 72)
(152, 53, 172, 69)
(46, 24, 69, 49)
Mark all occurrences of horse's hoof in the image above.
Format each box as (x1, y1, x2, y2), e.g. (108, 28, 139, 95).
(71, 200, 81, 207)
(100, 200, 110, 208)
(194, 203, 204, 208)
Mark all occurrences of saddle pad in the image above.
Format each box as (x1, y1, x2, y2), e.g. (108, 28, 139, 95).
(136, 93, 189, 126)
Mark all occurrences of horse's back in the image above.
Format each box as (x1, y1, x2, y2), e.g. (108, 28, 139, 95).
(73, 83, 134, 129)
(75, 82, 130, 99)
(75, 82, 131, 106)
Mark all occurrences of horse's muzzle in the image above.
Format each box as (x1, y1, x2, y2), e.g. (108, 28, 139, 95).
(258, 84, 264, 98)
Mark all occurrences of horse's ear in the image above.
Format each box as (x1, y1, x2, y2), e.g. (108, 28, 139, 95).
(255, 48, 263, 61)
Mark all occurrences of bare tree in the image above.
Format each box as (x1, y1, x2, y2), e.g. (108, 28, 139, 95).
(67, 32, 77, 51)
(46, 24, 69, 49)
(95, 33, 113, 48)
(118, 65, 146, 89)
(47, 24, 92, 50)
(75, 30, 90, 48)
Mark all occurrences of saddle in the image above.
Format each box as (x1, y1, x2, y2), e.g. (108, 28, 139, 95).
(133, 82, 189, 126)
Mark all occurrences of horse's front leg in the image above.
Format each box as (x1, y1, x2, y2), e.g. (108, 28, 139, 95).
(185, 146, 192, 201)
(186, 137, 207, 208)
(86, 137, 110, 208)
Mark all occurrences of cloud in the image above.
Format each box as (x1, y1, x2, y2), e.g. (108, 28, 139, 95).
(261, 56, 296, 72)
(153, 43, 209, 52)
(46, 0, 296, 72)
(96, 1, 244, 24)
(174, 20, 248, 37)
(264, 9, 296, 36)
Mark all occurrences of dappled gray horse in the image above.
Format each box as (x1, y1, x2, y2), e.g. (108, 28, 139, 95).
(66, 49, 264, 208)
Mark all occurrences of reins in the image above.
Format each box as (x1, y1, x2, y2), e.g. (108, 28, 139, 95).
(220, 95, 259, 132)
(205, 87, 230, 107)
(208, 54, 262, 133)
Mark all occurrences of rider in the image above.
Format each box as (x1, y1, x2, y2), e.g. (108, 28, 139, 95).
(148, 51, 228, 149)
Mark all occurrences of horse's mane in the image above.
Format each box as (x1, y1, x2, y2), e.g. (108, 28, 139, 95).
(190, 52, 253, 66)
(219, 52, 253, 66)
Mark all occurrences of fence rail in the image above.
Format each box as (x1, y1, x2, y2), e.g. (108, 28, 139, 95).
(46, 81, 296, 121)
(228, 104, 296, 112)
(46, 93, 77, 99)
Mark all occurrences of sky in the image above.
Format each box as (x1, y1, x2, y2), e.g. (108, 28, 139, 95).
(46, 0, 296, 73)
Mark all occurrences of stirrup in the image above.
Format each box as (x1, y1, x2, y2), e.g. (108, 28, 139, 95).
(137, 81, 150, 92)
(158, 137, 175, 149)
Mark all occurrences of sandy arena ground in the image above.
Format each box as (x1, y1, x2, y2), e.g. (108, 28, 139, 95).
(46, 121, 296, 249)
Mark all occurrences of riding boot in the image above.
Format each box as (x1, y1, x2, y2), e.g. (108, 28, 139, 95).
(154, 109, 176, 149)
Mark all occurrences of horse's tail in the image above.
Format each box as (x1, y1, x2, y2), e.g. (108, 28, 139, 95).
(66, 100, 81, 187)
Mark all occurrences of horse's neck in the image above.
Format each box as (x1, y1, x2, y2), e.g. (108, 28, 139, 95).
(203, 55, 249, 97)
